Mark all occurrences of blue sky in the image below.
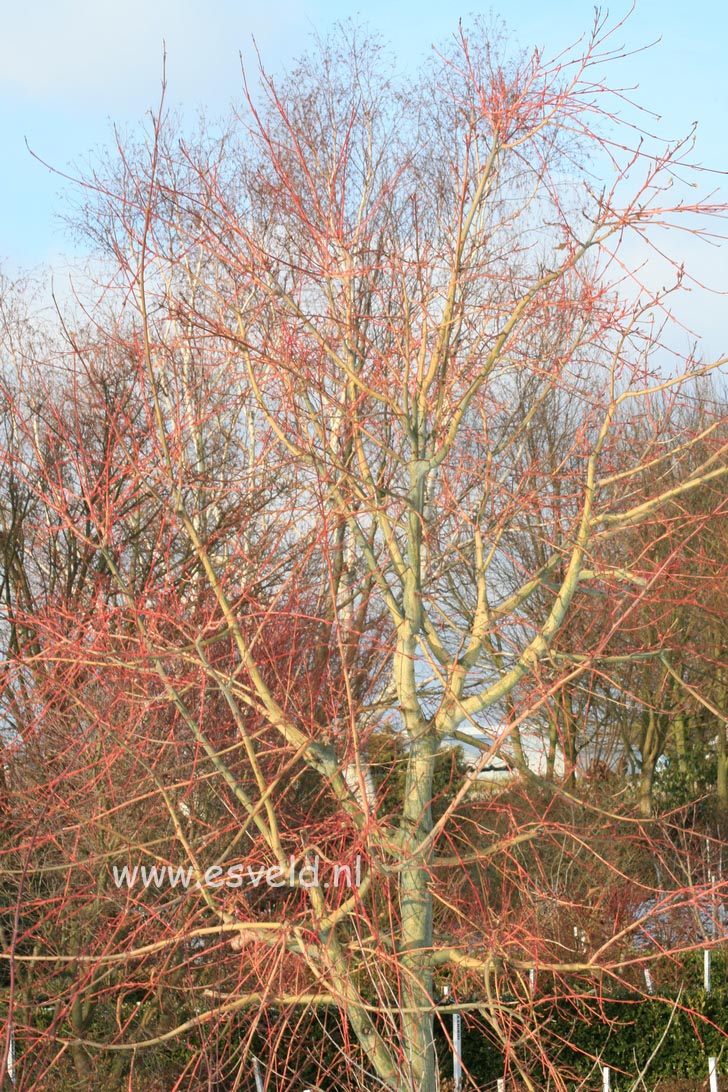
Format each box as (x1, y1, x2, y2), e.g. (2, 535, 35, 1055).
(2, 0, 727, 355)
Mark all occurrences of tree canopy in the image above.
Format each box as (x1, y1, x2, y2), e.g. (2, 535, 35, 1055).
(2, 14, 728, 1092)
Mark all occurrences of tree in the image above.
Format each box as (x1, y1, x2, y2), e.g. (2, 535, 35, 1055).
(576, 387, 728, 819)
(3, 14, 728, 1091)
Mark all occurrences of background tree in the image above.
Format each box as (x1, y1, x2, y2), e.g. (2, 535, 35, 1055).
(3, 15, 728, 1092)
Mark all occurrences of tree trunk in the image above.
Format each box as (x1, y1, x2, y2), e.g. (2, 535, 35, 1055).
(638, 759, 655, 819)
(561, 685, 578, 790)
(673, 710, 688, 776)
(639, 708, 660, 819)
(399, 727, 437, 1092)
(716, 719, 727, 807)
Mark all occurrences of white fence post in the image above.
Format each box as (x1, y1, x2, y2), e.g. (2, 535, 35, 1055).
(708, 1056, 718, 1092)
(252, 1055, 264, 1092)
(602, 1065, 610, 1092)
(443, 985, 463, 1092)
(6, 1022, 15, 1086)
(452, 1010, 462, 1091)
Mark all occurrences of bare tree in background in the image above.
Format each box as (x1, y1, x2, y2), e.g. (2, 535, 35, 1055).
(3, 15, 728, 1091)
